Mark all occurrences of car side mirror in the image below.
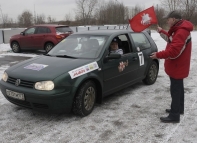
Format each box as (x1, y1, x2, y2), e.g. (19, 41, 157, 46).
(108, 53, 121, 59)
(20, 32, 25, 36)
(104, 53, 121, 62)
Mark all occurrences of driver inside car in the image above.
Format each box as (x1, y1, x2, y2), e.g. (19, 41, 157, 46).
(109, 38, 123, 54)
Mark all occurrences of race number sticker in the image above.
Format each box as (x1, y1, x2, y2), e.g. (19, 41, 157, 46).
(68, 62, 99, 79)
(138, 52, 144, 66)
(24, 63, 48, 71)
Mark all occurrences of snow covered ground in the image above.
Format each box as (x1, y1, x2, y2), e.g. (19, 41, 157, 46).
(0, 31, 197, 143)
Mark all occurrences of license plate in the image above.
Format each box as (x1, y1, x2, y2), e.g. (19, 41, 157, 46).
(6, 89, 25, 101)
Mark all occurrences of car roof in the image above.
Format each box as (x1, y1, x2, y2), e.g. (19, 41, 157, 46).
(72, 29, 138, 36)
(33, 24, 69, 27)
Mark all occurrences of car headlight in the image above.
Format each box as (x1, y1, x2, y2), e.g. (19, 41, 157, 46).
(2, 72, 8, 82)
(35, 81, 54, 91)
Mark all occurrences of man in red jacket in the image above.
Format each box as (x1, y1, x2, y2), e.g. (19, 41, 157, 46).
(150, 11, 193, 123)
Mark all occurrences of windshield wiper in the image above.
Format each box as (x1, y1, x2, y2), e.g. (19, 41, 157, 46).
(56, 55, 77, 59)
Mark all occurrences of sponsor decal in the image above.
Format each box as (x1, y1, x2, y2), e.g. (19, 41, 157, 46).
(68, 62, 99, 79)
(89, 64, 94, 70)
(118, 60, 128, 72)
(24, 63, 48, 71)
(85, 66, 89, 71)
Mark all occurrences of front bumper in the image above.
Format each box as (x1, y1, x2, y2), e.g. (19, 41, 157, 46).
(0, 80, 74, 113)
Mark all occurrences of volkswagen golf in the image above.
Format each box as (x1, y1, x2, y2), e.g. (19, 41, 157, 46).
(1, 29, 159, 116)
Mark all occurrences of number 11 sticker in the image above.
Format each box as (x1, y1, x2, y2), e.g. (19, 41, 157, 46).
(138, 52, 144, 66)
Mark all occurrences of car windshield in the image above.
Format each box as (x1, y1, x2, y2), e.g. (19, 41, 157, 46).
(48, 34, 108, 58)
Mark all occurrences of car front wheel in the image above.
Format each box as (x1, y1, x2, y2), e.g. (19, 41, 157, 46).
(143, 61, 158, 85)
(72, 80, 96, 117)
(45, 43, 54, 53)
(11, 42, 21, 53)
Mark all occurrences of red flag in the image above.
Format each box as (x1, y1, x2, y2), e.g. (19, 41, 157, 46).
(129, 6, 158, 32)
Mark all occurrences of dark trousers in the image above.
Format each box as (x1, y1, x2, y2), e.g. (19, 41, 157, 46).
(169, 77, 184, 120)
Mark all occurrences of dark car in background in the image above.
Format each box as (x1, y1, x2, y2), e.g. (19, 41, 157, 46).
(10, 24, 73, 53)
(1, 29, 159, 116)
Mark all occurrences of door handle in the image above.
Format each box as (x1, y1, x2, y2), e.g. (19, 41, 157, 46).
(132, 57, 137, 61)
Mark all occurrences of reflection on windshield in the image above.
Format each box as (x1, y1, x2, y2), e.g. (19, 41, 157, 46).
(48, 34, 108, 58)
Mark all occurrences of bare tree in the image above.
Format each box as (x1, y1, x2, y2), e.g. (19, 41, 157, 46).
(155, 5, 166, 28)
(47, 15, 56, 23)
(75, 0, 98, 25)
(1, 14, 14, 28)
(36, 14, 46, 24)
(179, 0, 197, 20)
(94, 0, 107, 24)
(95, 0, 128, 25)
(191, 11, 197, 26)
(160, 0, 182, 11)
(128, 5, 144, 18)
(160, 0, 197, 21)
(64, 13, 72, 25)
(18, 10, 33, 27)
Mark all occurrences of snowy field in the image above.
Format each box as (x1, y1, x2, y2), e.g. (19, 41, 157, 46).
(0, 31, 197, 143)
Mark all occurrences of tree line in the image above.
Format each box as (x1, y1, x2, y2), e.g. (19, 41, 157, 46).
(1, 0, 197, 29)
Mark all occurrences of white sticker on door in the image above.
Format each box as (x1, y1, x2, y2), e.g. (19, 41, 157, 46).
(138, 52, 144, 66)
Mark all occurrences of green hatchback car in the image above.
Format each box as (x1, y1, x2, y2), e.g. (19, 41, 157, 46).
(0, 29, 159, 116)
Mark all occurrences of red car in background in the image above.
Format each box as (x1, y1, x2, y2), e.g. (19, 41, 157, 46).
(10, 24, 73, 53)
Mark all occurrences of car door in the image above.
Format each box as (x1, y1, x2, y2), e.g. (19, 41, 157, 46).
(129, 33, 152, 78)
(20, 27, 36, 48)
(33, 27, 50, 49)
(102, 34, 140, 94)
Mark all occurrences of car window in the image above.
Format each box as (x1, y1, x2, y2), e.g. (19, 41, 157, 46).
(25, 27, 36, 35)
(56, 26, 72, 33)
(116, 34, 131, 54)
(130, 33, 151, 51)
(36, 27, 51, 34)
(48, 34, 107, 58)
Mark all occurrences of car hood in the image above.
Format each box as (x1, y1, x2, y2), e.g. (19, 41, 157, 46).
(7, 55, 95, 81)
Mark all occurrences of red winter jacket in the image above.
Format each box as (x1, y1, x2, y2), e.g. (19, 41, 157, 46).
(156, 20, 193, 79)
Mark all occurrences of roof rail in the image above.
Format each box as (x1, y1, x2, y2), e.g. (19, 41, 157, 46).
(71, 25, 130, 32)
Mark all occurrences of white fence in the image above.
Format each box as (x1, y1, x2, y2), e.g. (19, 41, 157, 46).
(0, 28, 26, 44)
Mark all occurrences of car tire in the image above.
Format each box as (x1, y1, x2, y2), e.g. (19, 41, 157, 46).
(72, 80, 96, 117)
(45, 43, 54, 53)
(11, 42, 21, 53)
(143, 61, 158, 85)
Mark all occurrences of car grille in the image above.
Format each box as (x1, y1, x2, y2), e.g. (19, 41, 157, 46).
(7, 77, 35, 88)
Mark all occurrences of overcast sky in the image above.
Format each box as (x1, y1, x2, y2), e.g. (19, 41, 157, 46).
(0, 0, 159, 22)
